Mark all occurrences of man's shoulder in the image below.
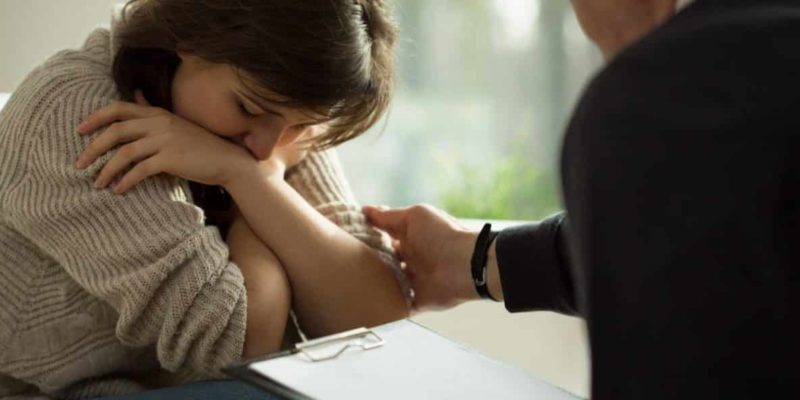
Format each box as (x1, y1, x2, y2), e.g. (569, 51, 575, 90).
(605, 0, 800, 84)
(571, 0, 800, 139)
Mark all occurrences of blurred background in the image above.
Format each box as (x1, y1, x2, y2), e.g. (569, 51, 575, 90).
(0, 0, 602, 397)
(341, 0, 600, 222)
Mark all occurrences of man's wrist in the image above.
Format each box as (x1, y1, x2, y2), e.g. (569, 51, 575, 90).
(451, 229, 482, 302)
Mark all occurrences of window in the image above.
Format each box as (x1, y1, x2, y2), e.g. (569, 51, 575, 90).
(338, 0, 601, 220)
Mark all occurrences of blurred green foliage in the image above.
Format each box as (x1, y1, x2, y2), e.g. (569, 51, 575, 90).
(437, 152, 561, 221)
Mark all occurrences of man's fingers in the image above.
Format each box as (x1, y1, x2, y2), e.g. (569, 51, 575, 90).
(363, 205, 409, 237)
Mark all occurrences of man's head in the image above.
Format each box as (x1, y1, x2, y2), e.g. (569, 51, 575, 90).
(569, 0, 680, 59)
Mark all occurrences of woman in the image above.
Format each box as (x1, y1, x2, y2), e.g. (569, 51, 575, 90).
(0, 0, 409, 398)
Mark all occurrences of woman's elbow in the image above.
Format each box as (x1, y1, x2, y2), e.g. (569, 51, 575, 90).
(241, 264, 293, 359)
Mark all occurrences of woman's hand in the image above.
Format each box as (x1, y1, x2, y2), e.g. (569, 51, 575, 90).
(75, 91, 255, 193)
(256, 125, 321, 178)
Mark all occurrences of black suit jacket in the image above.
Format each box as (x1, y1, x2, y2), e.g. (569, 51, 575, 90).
(495, 0, 800, 398)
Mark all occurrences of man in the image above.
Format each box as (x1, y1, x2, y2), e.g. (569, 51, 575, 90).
(365, 0, 800, 398)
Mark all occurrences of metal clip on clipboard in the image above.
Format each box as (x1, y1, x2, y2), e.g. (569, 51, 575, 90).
(296, 327, 385, 362)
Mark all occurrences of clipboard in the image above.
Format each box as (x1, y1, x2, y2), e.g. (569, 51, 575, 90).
(223, 319, 582, 400)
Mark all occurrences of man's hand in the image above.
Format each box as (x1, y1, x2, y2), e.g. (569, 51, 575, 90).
(363, 204, 481, 312)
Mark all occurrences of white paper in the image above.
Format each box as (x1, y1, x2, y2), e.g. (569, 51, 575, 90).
(249, 319, 581, 400)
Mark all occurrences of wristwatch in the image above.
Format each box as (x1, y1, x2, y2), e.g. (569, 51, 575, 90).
(470, 223, 500, 301)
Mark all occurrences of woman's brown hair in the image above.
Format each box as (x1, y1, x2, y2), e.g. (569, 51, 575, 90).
(113, 0, 397, 149)
(113, 0, 397, 233)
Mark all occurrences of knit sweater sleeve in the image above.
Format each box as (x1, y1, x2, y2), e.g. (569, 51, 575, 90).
(10, 81, 247, 375)
(286, 149, 412, 301)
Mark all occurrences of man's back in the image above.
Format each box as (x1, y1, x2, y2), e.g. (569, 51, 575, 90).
(562, 0, 800, 397)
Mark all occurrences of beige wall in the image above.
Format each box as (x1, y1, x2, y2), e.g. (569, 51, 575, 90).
(0, 0, 119, 92)
(0, 1, 590, 397)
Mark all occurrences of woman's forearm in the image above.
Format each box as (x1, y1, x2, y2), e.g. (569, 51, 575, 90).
(226, 216, 292, 358)
(225, 167, 409, 338)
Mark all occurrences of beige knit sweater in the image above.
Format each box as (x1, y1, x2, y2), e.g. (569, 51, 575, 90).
(0, 28, 405, 399)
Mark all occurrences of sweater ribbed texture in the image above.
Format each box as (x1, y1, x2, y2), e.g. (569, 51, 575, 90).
(0, 28, 405, 399)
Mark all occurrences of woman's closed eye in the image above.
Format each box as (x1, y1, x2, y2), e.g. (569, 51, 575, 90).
(238, 101, 258, 117)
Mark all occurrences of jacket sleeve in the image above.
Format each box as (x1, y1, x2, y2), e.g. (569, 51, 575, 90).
(11, 85, 247, 375)
(495, 212, 578, 315)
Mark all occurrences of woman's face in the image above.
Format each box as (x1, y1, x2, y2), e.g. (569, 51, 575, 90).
(171, 54, 323, 161)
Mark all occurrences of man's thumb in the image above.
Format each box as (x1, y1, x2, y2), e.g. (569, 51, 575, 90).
(363, 205, 407, 237)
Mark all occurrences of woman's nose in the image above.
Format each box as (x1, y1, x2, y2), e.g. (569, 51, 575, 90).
(242, 125, 283, 160)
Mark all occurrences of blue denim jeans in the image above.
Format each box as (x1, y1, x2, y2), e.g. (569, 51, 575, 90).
(94, 380, 280, 400)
